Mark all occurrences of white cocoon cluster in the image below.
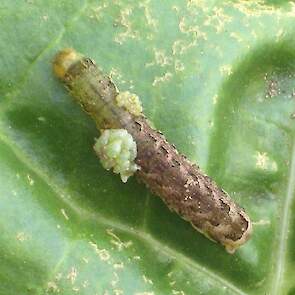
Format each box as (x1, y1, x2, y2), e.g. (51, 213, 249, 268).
(115, 91, 143, 116)
(94, 129, 140, 182)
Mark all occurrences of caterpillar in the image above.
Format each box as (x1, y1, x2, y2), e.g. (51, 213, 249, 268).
(53, 49, 252, 253)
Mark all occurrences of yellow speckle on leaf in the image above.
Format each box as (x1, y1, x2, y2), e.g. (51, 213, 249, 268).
(178, 17, 207, 40)
(213, 94, 218, 105)
(27, 174, 34, 186)
(230, 32, 244, 43)
(16, 232, 29, 242)
(152, 72, 172, 86)
(89, 241, 111, 261)
(113, 262, 124, 269)
(255, 151, 278, 172)
(61, 208, 69, 220)
(255, 152, 268, 168)
(47, 281, 59, 293)
(114, 6, 140, 44)
(111, 272, 120, 287)
(109, 67, 134, 89)
(67, 267, 77, 284)
(231, 1, 274, 17)
(219, 64, 232, 76)
(106, 228, 133, 251)
(113, 289, 123, 295)
(276, 29, 285, 41)
(88, 3, 108, 20)
(82, 280, 89, 288)
(37, 116, 46, 122)
(287, 2, 295, 16)
(172, 39, 198, 56)
(146, 48, 172, 67)
(171, 5, 180, 12)
(109, 68, 123, 85)
(143, 275, 153, 285)
(174, 60, 185, 72)
(252, 219, 271, 226)
(139, 0, 158, 29)
(204, 7, 232, 33)
(153, 49, 172, 66)
(186, 0, 208, 11)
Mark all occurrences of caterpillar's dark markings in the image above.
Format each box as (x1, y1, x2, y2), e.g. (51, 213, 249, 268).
(134, 120, 143, 131)
(161, 146, 169, 154)
(148, 133, 158, 143)
(53, 49, 252, 254)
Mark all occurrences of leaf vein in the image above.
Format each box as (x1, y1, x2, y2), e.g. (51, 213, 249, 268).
(271, 138, 295, 295)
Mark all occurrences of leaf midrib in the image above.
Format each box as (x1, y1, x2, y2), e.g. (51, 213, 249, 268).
(271, 138, 295, 295)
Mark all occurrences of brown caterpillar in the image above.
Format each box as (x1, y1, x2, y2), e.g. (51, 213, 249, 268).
(53, 49, 252, 253)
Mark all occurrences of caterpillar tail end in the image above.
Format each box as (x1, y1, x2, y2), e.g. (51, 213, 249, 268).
(53, 48, 83, 80)
(225, 218, 253, 254)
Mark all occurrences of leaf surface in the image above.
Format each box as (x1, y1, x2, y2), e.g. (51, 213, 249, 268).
(1, 1, 295, 294)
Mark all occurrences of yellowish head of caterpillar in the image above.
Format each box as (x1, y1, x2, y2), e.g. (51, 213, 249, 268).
(53, 48, 83, 80)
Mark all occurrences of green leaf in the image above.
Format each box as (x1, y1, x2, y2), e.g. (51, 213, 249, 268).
(1, 1, 295, 294)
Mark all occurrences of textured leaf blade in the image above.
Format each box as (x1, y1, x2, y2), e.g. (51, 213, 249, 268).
(0, 1, 295, 294)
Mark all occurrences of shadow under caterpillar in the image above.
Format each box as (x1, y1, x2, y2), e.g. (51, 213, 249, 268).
(53, 49, 252, 253)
